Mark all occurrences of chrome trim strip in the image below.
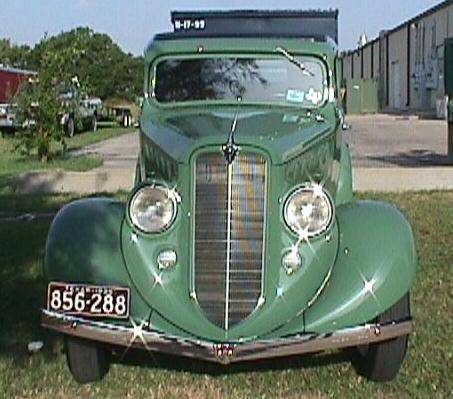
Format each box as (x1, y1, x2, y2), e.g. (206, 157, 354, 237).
(42, 310, 413, 365)
(225, 161, 233, 330)
(259, 158, 268, 305)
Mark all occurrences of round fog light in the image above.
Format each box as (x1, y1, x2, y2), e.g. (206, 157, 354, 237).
(282, 251, 302, 275)
(157, 250, 177, 270)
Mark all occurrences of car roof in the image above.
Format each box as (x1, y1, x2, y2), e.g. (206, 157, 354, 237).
(144, 36, 337, 64)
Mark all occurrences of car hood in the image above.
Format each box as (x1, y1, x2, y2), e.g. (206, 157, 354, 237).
(140, 107, 335, 165)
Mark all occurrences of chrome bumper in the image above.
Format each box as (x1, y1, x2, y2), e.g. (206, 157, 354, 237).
(41, 310, 413, 364)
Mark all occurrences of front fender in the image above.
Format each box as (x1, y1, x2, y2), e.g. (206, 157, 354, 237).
(45, 198, 150, 320)
(304, 201, 417, 333)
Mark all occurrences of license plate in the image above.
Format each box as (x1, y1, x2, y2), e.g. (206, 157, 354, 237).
(47, 282, 130, 319)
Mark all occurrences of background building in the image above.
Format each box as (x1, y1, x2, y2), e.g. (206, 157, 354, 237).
(0, 66, 36, 103)
(341, 0, 453, 118)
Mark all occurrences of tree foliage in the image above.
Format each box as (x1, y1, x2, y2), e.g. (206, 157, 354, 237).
(0, 39, 32, 69)
(31, 28, 143, 100)
(15, 33, 93, 161)
(1, 27, 143, 101)
(1, 27, 144, 162)
(15, 77, 65, 162)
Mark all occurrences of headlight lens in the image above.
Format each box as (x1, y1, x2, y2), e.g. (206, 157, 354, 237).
(129, 185, 177, 233)
(284, 184, 333, 238)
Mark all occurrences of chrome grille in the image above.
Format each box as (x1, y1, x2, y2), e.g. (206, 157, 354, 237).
(195, 152, 266, 329)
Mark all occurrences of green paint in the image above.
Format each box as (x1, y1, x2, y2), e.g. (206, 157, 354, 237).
(44, 34, 416, 346)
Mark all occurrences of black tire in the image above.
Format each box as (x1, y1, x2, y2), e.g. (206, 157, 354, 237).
(65, 336, 110, 384)
(122, 114, 132, 127)
(351, 293, 411, 382)
(67, 117, 75, 138)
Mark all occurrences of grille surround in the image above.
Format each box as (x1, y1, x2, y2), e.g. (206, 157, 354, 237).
(193, 151, 267, 330)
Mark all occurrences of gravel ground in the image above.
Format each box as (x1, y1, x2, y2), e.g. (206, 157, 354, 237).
(344, 114, 451, 168)
(14, 116, 453, 193)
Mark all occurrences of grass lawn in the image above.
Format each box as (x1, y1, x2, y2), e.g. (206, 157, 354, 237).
(63, 125, 134, 153)
(0, 126, 134, 193)
(0, 192, 451, 399)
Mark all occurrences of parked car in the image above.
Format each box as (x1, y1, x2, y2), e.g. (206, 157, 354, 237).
(0, 103, 19, 133)
(112, 106, 133, 127)
(60, 92, 101, 137)
(103, 99, 139, 127)
(42, 10, 417, 384)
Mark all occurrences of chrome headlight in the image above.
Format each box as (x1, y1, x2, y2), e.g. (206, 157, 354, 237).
(129, 185, 177, 233)
(284, 184, 334, 238)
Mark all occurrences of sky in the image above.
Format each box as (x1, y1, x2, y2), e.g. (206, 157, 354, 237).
(0, 0, 443, 55)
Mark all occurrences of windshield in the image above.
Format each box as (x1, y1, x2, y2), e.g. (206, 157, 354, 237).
(153, 56, 327, 107)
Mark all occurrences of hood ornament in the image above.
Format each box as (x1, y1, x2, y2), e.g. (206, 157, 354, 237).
(222, 98, 241, 164)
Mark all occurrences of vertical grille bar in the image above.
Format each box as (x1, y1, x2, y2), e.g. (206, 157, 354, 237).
(195, 152, 266, 329)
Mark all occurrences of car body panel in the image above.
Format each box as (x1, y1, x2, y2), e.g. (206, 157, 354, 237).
(44, 32, 416, 356)
(304, 201, 417, 332)
(140, 106, 338, 166)
(45, 199, 151, 323)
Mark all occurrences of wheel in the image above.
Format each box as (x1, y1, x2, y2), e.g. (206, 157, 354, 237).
(351, 293, 411, 382)
(67, 117, 75, 137)
(123, 115, 131, 127)
(91, 115, 97, 132)
(65, 336, 110, 383)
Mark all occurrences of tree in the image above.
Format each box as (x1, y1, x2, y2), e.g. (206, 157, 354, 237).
(8, 27, 144, 161)
(30, 27, 143, 100)
(1, 28, 143, 101)
(15, 77, 65, 162)
(0, 39, 33, 68)
(16, 32, 92, 162)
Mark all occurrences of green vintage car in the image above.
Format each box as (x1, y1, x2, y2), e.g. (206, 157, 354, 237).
(42, 10, 417, 384)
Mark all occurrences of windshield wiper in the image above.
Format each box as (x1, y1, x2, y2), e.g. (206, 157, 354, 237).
(275, 47, 315, 77)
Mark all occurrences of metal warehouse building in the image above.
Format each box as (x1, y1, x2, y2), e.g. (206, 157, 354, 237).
(341, 0, 453, 117)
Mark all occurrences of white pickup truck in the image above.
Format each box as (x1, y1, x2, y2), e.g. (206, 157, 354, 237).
(0, 103, 19, 133)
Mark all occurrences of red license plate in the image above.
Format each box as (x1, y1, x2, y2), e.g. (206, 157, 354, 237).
(47, 282, 130, 319)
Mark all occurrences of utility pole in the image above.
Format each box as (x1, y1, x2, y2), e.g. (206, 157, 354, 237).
(448, 97, 453, 161)
(445, 38, 453, 162)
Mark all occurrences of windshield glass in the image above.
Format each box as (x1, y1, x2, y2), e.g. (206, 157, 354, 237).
(153, 56, 327, 107)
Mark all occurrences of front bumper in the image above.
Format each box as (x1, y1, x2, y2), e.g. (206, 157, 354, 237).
(41, 310, 413, 364)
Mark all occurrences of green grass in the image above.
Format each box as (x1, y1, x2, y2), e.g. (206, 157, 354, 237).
(0, 192, 451, 399)
(63, 126, 134, 152)
(0, 126, 133, 193)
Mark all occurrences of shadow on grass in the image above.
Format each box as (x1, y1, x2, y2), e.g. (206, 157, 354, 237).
(367, 149, 453, 167)
(110, 346, 350, 376)
(0, 193, 124, 368)
(0, 174, 16, 194)
(0, 218, 60, 366)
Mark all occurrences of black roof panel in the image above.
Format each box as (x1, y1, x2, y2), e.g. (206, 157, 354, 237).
(162, 9, 339, 44)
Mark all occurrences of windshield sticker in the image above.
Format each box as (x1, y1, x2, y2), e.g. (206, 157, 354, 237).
(306, 88, 323, 105)
(286, 89, 305, 103)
